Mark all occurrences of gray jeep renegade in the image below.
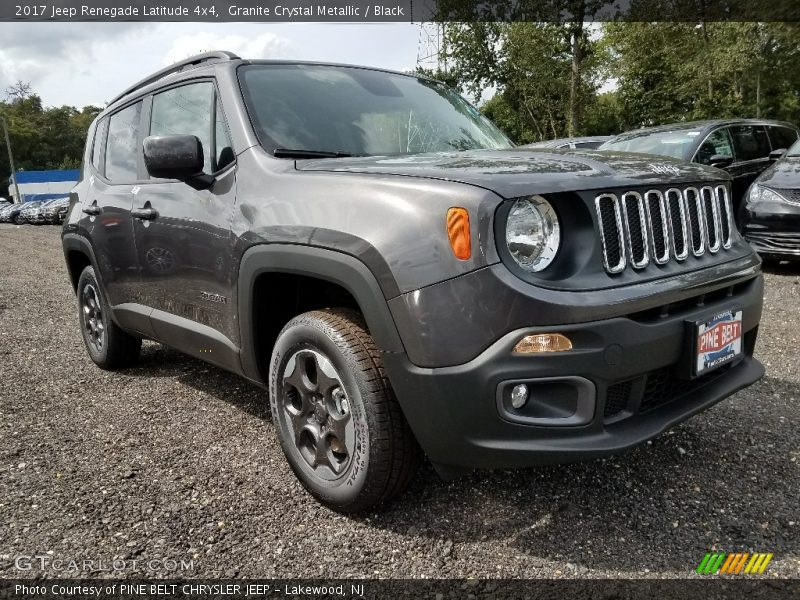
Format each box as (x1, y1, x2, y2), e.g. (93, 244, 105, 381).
(62, 51, 764, 512)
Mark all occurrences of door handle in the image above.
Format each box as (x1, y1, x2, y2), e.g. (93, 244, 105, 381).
(82, 205, 102, 216)
(132, 207, 159, 220)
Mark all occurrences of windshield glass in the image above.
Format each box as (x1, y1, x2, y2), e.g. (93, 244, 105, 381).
(787, 139, 800, 157)
(600, 129, 702, 159)
(238, 64, 512, 157)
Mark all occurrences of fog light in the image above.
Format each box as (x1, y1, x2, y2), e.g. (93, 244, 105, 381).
(510, 384, 529, 409)
(513, 333, 573, 354)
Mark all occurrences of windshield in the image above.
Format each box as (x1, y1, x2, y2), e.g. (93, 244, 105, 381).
(238, 64, 512, 157)
(600, 128, 702, 160)
(787, 139, 800, 157)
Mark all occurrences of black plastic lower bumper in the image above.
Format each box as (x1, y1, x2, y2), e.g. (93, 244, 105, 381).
(743, 203, 800, 259)
(384, 275, 764, 470)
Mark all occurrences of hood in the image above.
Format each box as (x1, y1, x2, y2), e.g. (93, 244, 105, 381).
(756, 155, 800, 189)
(295, 148, 729, 198)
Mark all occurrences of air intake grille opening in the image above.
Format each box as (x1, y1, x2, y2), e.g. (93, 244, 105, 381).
(604, 380, 632, 419)
(622, 192, 648, 268)
(716, 185, 732, 248)
(702, 186, 720, 252)
(595, 194, 625, 273)
(684, 188, 705, 255)
(645, 190, 669, 264)
(596, 183, 732, 274)
(666, 188, 688, 260)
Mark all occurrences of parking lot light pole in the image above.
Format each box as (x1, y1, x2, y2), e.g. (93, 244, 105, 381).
(2, 116, 22, 204)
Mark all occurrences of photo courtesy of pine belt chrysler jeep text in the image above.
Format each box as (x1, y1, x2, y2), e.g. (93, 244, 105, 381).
(61, 52, 765, 512)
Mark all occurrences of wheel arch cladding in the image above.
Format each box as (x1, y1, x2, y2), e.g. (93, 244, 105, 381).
(238, 244, 406, 384)
(62, 233, 98, 291)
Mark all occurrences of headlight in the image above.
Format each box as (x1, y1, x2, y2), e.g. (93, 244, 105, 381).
(748, 184, 789, 206)
(505, 195, 560, 272)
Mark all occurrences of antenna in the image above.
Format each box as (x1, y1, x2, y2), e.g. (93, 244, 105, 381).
(416, 22, 446, 74)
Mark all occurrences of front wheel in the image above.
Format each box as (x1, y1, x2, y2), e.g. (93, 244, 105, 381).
(269, 309, 420, 513)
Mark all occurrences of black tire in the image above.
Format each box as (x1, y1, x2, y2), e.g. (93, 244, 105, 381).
(76, 266, 141, 370)
(269, 308, 420, 513)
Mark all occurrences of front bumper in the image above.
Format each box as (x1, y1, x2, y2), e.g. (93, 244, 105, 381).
(384, 274, 764, 470)
(742, 200, 800, 259)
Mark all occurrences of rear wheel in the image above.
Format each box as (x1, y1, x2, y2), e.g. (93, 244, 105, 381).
(76, 266, 141, 370)
(269, 309, 420, 513)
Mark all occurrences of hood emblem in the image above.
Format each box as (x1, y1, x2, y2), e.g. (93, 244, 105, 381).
(649, 163, 682, 176)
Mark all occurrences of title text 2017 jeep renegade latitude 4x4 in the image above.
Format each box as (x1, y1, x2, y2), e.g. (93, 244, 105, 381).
(63, 52, 764, 512)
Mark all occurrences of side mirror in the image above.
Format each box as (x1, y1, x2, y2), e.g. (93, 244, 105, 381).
(769, 148, 787, 160)
(143, 135, 205, 181)
(709, 154, 733, 169)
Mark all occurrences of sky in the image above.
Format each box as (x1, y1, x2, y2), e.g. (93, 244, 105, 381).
(0, 23, 423, 108)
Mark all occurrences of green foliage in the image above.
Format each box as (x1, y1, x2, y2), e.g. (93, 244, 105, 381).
(442, 22, 602, 143)
(582, 92, 624, 136)
(602, 22, 800, 128)
(0, 87, 99, 197)
(441, 22, 800, 143)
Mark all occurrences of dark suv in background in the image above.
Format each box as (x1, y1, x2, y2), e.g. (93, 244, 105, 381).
(63, 52, 764, 512)
(601, 119, 800, 223)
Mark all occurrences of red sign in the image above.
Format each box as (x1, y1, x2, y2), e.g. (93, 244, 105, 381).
(697, 320, 742, 354)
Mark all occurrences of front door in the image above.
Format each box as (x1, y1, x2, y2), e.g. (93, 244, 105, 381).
(131, 81, 240, 369)
(727, 124, 772, 219)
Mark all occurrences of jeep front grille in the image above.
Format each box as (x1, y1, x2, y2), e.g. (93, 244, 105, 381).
(595, 185, 733, 274)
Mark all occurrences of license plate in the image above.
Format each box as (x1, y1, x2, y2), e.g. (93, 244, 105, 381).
(695, 310, 743, 376)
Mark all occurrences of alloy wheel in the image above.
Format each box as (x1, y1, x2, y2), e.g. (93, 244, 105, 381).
(81, 283, 105, 353)
(281, 349, 355, 480)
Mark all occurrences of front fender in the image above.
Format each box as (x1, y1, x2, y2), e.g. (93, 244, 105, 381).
(237, 244, 405, 383)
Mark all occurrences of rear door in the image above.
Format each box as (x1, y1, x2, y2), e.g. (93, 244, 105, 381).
(131, 80, 240, 369)
(82, 102, 146, 326)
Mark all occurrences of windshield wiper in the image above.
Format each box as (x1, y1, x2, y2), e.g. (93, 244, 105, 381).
(273, 148, 354, 159)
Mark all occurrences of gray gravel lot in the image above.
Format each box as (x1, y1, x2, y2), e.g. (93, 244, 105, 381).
(0, 224, 798, 579)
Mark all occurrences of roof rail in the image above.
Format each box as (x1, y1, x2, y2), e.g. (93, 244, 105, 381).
(107, 51, 241, 106)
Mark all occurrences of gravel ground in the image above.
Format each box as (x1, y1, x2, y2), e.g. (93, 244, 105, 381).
(0, 224, 798, 580)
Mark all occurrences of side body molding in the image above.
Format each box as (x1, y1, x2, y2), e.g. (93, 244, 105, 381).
(237, 244, 406, 384)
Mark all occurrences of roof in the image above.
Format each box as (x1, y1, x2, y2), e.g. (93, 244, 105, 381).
(524, 136, 612, 148)
(612, 119, 799, 140)
(14, 170, 80, 184)
(103, 51, 440, 114)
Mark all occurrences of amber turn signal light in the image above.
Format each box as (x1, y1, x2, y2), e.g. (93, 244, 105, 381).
(513, 333, 573, 353)
(446, 207, 471, 260)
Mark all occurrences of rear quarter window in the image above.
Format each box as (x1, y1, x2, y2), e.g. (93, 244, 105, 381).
(768, 126, 799, 152)
(91, 119, 107, 173)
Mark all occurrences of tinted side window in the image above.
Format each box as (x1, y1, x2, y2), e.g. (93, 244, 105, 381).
(730, 125, 771, 161)
(105, 103, 143, 183)
(215, 99, 235, 171)
(91, 118, 107, 172)
(695, 128, 733, 165)
(151, 82, 214, 174)
(768, 126, 799, 151)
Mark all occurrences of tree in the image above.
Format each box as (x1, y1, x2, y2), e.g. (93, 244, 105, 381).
(5, 81, 33, 103)
(442, 22, 602, 143)
(602, 22, 800, 127)
(0, 86, 100, 197)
